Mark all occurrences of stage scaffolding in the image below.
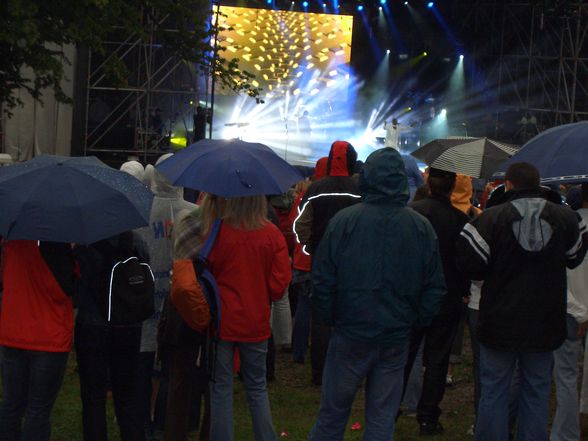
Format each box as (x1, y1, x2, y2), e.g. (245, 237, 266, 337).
(453, 0, 588, 141)
(80, 10, 207, 163)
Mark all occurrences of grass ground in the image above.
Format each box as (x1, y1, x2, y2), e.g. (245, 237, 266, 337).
(46, 336, 588, 441)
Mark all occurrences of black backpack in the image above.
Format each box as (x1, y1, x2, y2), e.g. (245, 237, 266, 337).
(99, 232, 155, 325)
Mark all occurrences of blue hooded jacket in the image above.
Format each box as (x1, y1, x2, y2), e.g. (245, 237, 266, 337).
(312, 148, 446, 345)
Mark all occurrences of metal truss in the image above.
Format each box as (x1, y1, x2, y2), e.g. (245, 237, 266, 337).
(82, 9, 204, 162)
(448, 1, 588, 141)
(497, 1, 588, 125)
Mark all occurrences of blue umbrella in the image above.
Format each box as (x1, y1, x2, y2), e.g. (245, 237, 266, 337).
(155, 139, 304, 197)
(492, 121, 588, 184)
(0, 155, 153, 244)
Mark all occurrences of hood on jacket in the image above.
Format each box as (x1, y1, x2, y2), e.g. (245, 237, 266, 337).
(327, 141, 357, 177)
(151, 154, 184, 198)
(314, 157, 329, 180)
(511, 197, 553, 252)
(360, 148, 409, 205)
(451, 174, 481, 216)
(120, 161, 145, 182)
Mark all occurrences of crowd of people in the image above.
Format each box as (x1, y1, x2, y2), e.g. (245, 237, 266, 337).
(0, 139, 588, 441)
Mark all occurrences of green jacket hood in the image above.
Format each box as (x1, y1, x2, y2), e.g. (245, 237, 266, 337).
(360, 148, 410, 205)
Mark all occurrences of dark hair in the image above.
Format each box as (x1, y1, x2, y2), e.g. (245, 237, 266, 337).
(504, 162, 540, 190)
(428, 174, 456, 197)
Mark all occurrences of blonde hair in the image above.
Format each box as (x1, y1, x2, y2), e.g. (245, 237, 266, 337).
(200, 193, 268, 232)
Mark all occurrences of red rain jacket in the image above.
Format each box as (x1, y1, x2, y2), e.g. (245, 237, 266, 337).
(208, 222, 291, 342)
(0, 241, 74, 352)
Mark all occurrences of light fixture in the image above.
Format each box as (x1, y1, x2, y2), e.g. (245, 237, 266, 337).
(302, 0, 308, 6)
(427, 1, 434, 8)
(386, 49, 390, 54)
(459, 54, 464, 60)
(357, 4, 364, 11)
(423, 51, 428, 56)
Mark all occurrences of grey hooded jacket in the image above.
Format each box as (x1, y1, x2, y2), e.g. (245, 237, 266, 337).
(137, 155, 197, 352)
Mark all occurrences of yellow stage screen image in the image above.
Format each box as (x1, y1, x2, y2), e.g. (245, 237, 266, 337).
(217, 6, 353, 97)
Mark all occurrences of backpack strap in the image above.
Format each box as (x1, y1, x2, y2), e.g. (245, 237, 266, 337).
(200, 219, 222, 259)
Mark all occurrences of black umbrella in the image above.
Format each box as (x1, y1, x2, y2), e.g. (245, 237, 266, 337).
(411, 137, 519, 179)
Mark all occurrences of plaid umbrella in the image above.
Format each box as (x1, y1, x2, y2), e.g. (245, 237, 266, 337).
(411, 137, 519, 179)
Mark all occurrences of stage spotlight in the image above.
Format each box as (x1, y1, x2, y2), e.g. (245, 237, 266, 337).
(459, 54, 464, 60)
(386, 49, 390, 54)
(427, 1, 434, 7)
(357, 4, 364, 11)
(302, 0, 308, 6)
(440, 108, 447, 117)
(379, 6, 382, 10)
(380, 0, 386, 4)
(322, 3, 326, 7)
(266, 0, 271, 4)
(423, 51, 428, 56)
(404, 1, 408, 4)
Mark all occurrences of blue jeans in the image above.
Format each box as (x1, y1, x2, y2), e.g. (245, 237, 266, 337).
(309, 332, 408, 441)
(291, 279, 312, 363)
(210, 339, 276, 441)
(551, 314, 580, 441)
(476, 344, 552, 441)
(0, 346, 69, 441)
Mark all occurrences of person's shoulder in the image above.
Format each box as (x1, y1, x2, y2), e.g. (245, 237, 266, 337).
(545, 201, 579, 224)
(307, 176, 359, 197)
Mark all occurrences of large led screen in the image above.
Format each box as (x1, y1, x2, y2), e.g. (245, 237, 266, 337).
(217, 6, 353, 98)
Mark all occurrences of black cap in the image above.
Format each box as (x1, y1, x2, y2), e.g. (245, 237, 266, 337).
(428, 167, 456, 179)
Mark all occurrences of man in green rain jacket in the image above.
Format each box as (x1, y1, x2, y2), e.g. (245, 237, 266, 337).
(308, 147, 446, 441)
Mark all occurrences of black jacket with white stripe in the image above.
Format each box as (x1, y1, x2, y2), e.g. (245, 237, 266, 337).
(457, 188, 588, 352)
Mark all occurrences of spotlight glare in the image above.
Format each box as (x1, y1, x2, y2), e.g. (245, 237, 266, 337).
(379, 6, 382, 10)
(302, 0, 308, 6)
(380, 0, 386, 4)
(440, 108, 447, 117)
(386, 49, 390, 54)
(266, 0, 271, 4)
(423, 51, 428, 56)
(357, 4, 363, 11)
(404, 1, 408, 4)
(322, 3, 326, 7)
(427, 1, 434, 7)
(459, 54, 464, 60)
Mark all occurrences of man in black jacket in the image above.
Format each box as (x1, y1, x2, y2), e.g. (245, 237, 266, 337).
(293, 140, 361, 385)
(457, 162, 588, 441)
(405, 168, 470, 435)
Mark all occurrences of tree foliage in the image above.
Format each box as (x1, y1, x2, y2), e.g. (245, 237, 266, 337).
(0, 0, 261, 116)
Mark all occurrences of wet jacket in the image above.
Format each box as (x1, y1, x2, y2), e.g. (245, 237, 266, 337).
(293, 141, 361, 255)
(208, 222, 291, 342)
(457, 188, 588, 352)
(411, 195, 470, 316)
(312, 148, 446, 346)
(0, 240, 75, 352)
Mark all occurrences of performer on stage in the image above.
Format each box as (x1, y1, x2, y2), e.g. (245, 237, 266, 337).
(384, 118, 415, 150)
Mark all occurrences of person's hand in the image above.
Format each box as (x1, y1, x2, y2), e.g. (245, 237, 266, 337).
(577, 320, 588, 338)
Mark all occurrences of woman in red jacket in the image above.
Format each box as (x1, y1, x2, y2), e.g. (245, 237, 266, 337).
(201, 194, 291, 441)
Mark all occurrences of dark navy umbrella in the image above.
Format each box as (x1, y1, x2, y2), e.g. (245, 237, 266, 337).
(0, 155, 153, 244)
(492, 121, 588, 184)
(156, 139, 304, 197)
